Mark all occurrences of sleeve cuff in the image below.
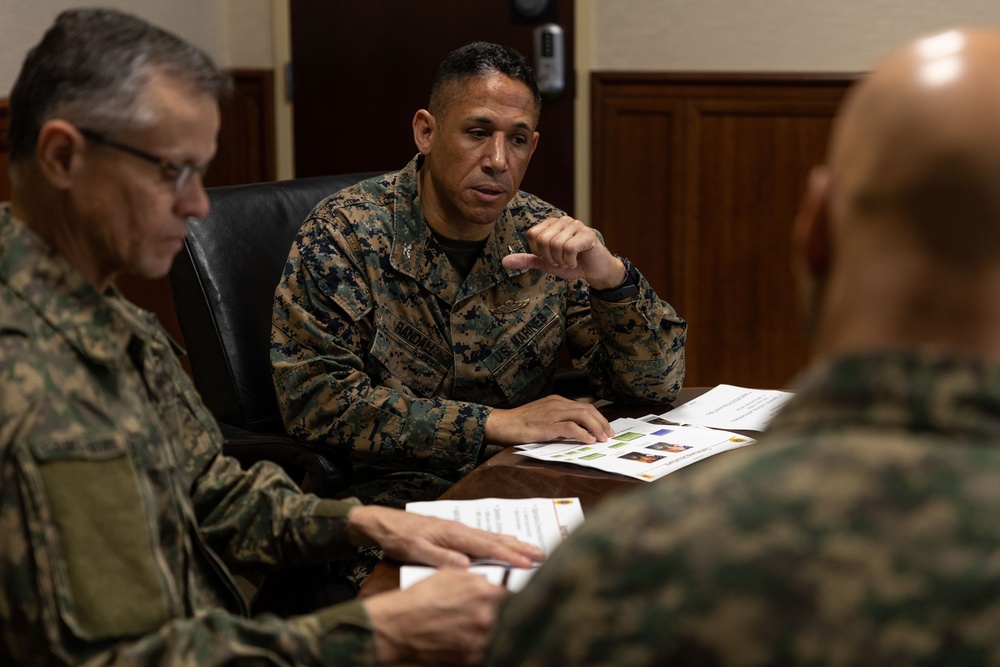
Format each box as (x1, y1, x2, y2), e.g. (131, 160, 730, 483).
(312, 600, 378, 665)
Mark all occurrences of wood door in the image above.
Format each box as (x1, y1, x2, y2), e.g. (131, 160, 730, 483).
(289, 0, 576, 214)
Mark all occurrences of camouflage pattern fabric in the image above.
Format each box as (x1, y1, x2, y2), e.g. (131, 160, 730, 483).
(271, 154, 687, 504)
(485, 350, 1000, 667)
(0, 207, 377, 666)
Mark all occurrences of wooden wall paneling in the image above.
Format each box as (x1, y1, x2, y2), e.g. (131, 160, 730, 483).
(591, 96, 687, 311)
(204, 68, 276, 188)
(592, 74, 854, 389)
(684, 97, 841, 389)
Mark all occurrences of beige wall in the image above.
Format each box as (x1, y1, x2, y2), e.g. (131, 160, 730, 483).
(7, 1, 1000, 196)
(588, 0, 1000, 72)
(224, 0, 273, 69)
(573, 0, 1000, 216)
(0, 0, 271, 95)
(9, 1, 1000, 93)
(586, 0, 1000, 71)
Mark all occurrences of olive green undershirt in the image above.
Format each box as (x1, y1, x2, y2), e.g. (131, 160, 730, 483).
(430, 229, 489, 283)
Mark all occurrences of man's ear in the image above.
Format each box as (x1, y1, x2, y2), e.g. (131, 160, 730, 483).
(35, 119, 85, 190)
(793, 166, 833, 279)
(413, 109, 435, 155)
(791, 166, 834, 341)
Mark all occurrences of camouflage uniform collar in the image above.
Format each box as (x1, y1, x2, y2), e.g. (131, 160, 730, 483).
(390, 154, 530, 301)
(771, 349, 1000, 441)
(463, 201, 530, 298)
(0, 206, 136, 366)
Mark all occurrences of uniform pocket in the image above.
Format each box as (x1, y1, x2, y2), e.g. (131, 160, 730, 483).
(27, 433, 172, 641)
(369, 310, 451, 396)
(484, 305, 562, 403)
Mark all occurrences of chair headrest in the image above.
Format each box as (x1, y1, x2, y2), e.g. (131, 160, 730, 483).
(169, 172, 383, 431)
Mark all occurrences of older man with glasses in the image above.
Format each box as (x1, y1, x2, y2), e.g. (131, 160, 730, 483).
(76, 126, 211, 194)
(0, 8, 542, 666)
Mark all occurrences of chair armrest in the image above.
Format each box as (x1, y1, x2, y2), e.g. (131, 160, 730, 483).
(217, 422, 352, 497)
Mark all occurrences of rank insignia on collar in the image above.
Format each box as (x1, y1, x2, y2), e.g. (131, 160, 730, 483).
(491, 298, 530, 314)
(403, 243, 413, 259)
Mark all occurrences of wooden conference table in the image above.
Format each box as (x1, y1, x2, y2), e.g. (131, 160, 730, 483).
(361, 386, 714, 597)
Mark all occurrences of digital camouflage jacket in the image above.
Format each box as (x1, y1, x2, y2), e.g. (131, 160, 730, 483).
(486, 350, 1000, 666)
(271, 155, 686, 484)
(0, 208, 376, 666)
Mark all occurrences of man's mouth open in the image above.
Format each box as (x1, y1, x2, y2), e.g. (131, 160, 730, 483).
(473, 184, 506, 202)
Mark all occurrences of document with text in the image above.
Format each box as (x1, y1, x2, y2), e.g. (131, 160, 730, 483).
(515, 417, 754, 482)
(400, 497, 584, 592)
(662, 384, 794, 432)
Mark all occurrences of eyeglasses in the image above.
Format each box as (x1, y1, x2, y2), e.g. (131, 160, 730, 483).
(77, 127, 208, 195)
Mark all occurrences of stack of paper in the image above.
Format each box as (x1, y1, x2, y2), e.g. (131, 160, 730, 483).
(662, 384, 794, 431)
(401, 497, 584, 591)
(514, 384, 794, 482)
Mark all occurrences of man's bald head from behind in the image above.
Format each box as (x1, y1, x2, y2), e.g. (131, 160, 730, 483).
(795, 28, 1000, 362)
(832, 28, 1000, 265)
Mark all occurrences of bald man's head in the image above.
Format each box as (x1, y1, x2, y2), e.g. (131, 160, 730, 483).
(829, 28, 1000, 268)
(793, 28, 1000, 362)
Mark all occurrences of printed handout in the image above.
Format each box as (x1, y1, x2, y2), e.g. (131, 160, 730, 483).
(663, 384, 794, 432)
(400, 497, 585, 592)
(515, 417, 754, 482)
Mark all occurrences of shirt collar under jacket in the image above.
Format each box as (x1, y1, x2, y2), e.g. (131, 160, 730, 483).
(389, 154, 532, 303)
(0, 205, 149, 368)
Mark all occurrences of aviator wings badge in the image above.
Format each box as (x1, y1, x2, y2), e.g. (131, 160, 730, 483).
(491, 298, 530, 314)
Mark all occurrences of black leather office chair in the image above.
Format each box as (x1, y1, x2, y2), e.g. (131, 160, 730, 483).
(168, 172, 383, 496)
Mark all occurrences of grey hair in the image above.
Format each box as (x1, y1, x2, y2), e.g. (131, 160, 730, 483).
(7, 8, 231, 165)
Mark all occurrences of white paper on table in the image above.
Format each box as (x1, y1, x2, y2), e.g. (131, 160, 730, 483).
(660, 384, 794, 432)
(399, 497, 584, 590)
(515, 418, 754, 482)
(399, 562, 540, 593)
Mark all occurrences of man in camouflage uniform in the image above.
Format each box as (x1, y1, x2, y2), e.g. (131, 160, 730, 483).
(485, 28, 1000, 666)
(271, 42, 686, 507)
(0, 10, 543, 666)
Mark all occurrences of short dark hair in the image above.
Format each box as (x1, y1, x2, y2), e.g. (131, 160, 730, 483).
(8, 8, 231, 164)
(429, 42, 541, 119)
